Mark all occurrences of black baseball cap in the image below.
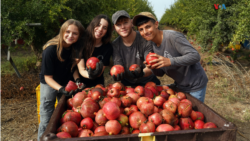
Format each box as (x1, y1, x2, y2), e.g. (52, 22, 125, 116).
(112, 10, 130, 24)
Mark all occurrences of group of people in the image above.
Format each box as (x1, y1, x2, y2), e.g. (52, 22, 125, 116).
(38, 10, 208, 140)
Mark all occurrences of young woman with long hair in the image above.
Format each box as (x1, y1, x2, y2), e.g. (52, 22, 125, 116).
(38, 19, 85, 141)
(75, 14, 113, 87)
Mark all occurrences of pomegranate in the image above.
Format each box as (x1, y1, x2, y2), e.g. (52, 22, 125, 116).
(134, 86, 144, 96)
(94, 126, 106, 134)
(146, 53, 158, 66)
(140, 101, 154, 117)
(65, 80, 78, 92)
(119, 91, 126, 96)
(80, 99, 99, 118)
(156, 86, 163, 93)
(99, 97, 111, 108)
(86, 57, 100, 70)
(121, 95, 133, 107)
(160, 109, 175, 125)
(80, 117, 94, 129)
(124, 107, 132, 116)
(129, 64, 141, 73)
(176, 92, 186, 100)
(110, 65, 125, 78)
(179, 118, 194, 130)
(95, 84, 105, 88)
(203, 122, 217, 128)
(107, 87, 120, 97)
(154, 96, 166, 107)
(169, 97, 180, 106)
(91, 91, 102, 101)
(72, 106, 81, 113)
(126, 92, 140, 104)
(132, 130, 140, 134)
(72, 91, 87, 108)
(156, 124, 174, 132)
(139, 121, 156, 133)
(118, 114, 129, 127)
(105, 120, 122, 135)
(129, 111, 147, 129)
(136, 97, 153, 109)
(194, 120, 205, 129)
(148, 113, 163, 126)
(120, 126, 130, 134)
(56, 132, 71, 138)
(166, 89, 175, 95)
(110, 97, 121, 107)
(78, 129, 93, 137)
(91, 122, 99, 131)
(180, 99, 193, 107)
(173, 125, 181, 130)
(160, 90, 169, 100)
(67, 98, 73, 109)
(162, 85, 170, 90)
(145, 85, 159, 96)
(144, 88, 154, 99)
(163, 100, 177, 114)
(145, 81, 157, 88)
(178, 102, 192, 117)
(58, 121, 78, 137)
(62, 111, 82, 126)
(190, 111, 204, 121)
(102, 102, 120, 120)
(154, 106, 159, 113)
(130, 105, 139, 113)
(112, 82, 125, 91)
(125, 87, 134, 94)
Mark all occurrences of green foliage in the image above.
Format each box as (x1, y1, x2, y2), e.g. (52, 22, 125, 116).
(160, 0, 250, 52)
(1, 0, 155, 57)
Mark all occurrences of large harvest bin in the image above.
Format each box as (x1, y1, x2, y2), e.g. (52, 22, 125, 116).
(41, 91, 237, 141)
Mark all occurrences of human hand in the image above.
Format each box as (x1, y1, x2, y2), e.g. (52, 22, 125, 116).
(86, 61, 104, 79)
(128, 65, 144, 79)
(112, 72, 124, 81)
(58, 86, 74, 97)
(147, 53, 171, 69)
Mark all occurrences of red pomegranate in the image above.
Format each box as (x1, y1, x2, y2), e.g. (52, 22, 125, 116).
(139, 121, 156, 133)
(80, 99, 99, 119)
(118, 114, 129, 127)
(144, 88, 154, 99)
(124, 107, 132, 116)
(148, 113, 163, 126)
(146, 53, 158, 66)
(72, 106, 81, 113)
(160, 109, 175, 125)
(94, 126, 106, 134)
(72, 91, 87, 108)
(130, 105, 139, 113)
(160, 90, 169, 100)
(203, 122, 217, 128)
(56, 132, 71, 138)
(154, 106, 159, 113)
(169, 97, 180, 106)
(129, 111, 147, 129)
(162, 85, 170, 90)
(99, 97, 111, 108)
(179, 118, 194, 130)
(163, 100, 177, 114)
(105, 120, 122, 135)
(178, 102, 192, 118)
(62, 111, 82, 126)
(125, 87, 134, 94)
(126, 92, 140, 104)
(80, 117, 94, 129)
(173, 125, 181, 130)
(119, 91, 126, 96)
(136, 97, 153, 109)
(102, 102, 120, 120)
(95, 84, 105, 88)
(86, 57, 100, 70)
(78, 129, 93, 137)
(66, 98, 73, 109)
(91, 122, 99, 132)
(58, 121, 78, 137)
(132, 130, 140, 134)
(190, 111, 204, 121)
(154, 96, 166, 107)
(140, 101, 154, 117)
(112, 82, 125, 91)
(110, 65, 125, 78)
(110, 97, 121, 107)
(194, 120, 205, 129)
(166, 89, 175, 95)
(176, 92, 186, 100)
(120, 126, 130, 134)
(129, 64, 141, 73)
(91, 91, 102, 101)
(156, 124, 174, 132)
(145, 85, 159, 96)
(107, 87, 120, 97)
(145, 81, 156, 88)
(121, 95, 133, 107)
(134, 86, 144, 96)
(180, 99, 192, 107)
(65, 80, 78, 92)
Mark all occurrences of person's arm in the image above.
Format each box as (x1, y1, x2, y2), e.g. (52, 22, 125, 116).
(44, 75, 62, 91)
(76, 58, 90, 78)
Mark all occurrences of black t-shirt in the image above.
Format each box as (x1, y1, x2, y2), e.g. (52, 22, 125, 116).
(39, 45, 73, 86)
(79, 43, 113, 87)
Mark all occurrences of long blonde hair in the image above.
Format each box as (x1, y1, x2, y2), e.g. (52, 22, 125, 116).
(43, 19, 85, 62)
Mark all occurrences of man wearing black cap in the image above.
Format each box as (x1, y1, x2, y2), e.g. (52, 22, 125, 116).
(133, 12, 208, 102)
(111, 10, 161, 87)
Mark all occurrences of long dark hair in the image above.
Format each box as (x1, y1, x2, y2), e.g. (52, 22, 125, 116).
(81, 14, 112, 60)
(43, 19, 85, 62)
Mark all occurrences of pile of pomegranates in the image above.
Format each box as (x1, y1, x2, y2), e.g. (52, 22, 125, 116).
(57, 81, 217, 138)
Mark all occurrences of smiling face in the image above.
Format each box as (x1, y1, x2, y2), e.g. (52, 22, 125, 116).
(94, 18, 109, 40)
(114, 17, 133, 38)
(63, 24, 80, 47)
(137, 20, 159, 41)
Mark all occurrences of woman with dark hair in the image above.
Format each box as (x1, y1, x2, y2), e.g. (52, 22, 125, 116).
(75, 14, 113, 87)
(38, 19, 85, 141)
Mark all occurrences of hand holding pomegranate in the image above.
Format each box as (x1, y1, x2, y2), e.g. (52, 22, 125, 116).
(145, 53, 171, 69)
(86, 60, 104, 79)
(110, 65, 125, 81)
(128, 64, 144, 79)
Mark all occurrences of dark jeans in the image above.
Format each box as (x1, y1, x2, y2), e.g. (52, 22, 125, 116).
(121, 75, 161, 88)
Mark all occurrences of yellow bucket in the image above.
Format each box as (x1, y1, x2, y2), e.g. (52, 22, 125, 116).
(36, 84, 58, 123)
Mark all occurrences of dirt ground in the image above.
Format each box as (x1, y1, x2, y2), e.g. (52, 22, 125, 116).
(1, 28, 250, 141)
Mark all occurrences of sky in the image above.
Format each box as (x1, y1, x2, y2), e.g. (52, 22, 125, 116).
(147, 0, 176, 21)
